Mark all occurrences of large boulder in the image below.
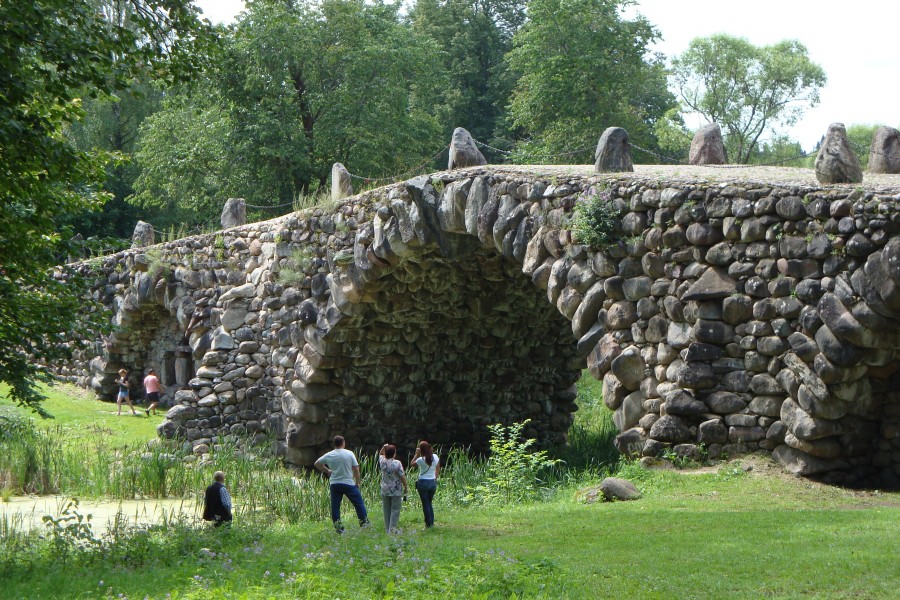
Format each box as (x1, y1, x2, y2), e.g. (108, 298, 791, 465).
(599, 477, 642, 501)
(131, 220, 155, 248)
(594, 127, 634, 173)
(689, 123, 727, 165)
(815, 123, 863, 184)
(220, 198, 247, 229)
(448, 127, 486, 170)
(331, 162, 354, 202)
(868, 126, 900, 174)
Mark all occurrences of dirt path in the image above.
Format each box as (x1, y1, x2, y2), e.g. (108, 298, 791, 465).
(0, 496, 198, 535)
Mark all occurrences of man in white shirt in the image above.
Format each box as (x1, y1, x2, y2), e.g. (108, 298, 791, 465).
(314, 435, 369, 533)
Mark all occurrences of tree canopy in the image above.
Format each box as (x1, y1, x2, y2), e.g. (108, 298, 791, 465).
(133, 0, 448, 221)
(671, 34, 826, 164)
(507, 0, 675, 162)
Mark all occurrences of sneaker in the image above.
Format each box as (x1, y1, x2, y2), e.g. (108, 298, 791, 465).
(145, 409, 150, 416)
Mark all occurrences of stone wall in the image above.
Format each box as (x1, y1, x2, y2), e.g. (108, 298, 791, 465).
(60, 166, 900, 487)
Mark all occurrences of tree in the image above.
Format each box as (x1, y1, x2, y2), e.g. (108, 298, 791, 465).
(133, 0, 448, 214)
(65, 80, 163, 239)
(671, 34, 827, 164)
(130, 84, 238, 229)
(506, 0, 676, 163)
(0, 1, 214, 414)
(409, 0, 526, 159)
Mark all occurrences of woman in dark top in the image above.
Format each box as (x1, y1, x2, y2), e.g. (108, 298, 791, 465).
(115, 368, 138, 416)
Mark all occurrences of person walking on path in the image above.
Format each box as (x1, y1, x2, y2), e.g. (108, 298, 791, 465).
(143, 368, 163, 416)
(115, 368, 138, 416)
(412, 441, 440, 528)
(202, 471, 233, 527)
(315, 436, 369, 533)
(378, 444, 408, 533)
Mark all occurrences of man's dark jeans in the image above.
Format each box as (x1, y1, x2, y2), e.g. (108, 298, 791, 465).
(330, 483, 368, 530)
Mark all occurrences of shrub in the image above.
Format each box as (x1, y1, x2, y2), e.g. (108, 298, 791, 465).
(571, 187, 619, 249)
(466, 420, 561, 505)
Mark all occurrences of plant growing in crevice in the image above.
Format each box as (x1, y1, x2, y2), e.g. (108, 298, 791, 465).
(214, 234, 226, 261)
(571, 188, 618, 250)
(145, 248, 171, 280)
(278, 248, 317, 286)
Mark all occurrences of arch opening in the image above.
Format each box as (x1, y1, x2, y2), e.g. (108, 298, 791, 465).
(283, 234, 583, 463)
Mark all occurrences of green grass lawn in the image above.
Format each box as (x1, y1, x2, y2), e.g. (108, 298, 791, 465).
(3, 461, 897, 599)
(0, 383, 161, 448)
(1, 382, 898, 598)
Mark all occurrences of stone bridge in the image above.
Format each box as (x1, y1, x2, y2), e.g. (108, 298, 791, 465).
(60, 164, 900, 488)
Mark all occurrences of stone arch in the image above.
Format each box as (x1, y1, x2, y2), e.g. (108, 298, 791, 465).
(74, 259, 202, 406)
(281, 175, 585, 465)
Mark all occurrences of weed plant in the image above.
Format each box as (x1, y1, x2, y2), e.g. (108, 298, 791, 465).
(571, 186, 619, 250)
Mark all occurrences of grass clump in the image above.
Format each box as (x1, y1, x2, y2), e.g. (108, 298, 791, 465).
(277, 247, 317, 286)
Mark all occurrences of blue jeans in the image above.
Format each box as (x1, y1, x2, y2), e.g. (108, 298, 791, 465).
(416, 479, 437, 527)
(330, 483, 368, 528)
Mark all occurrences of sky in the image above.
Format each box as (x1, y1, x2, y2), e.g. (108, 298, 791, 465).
(194, 0, 900, 151)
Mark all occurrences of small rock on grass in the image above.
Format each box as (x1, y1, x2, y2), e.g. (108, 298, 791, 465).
(578, 478, 643, 503)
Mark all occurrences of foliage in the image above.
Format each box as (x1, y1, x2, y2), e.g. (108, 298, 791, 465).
(747, 134, 807, 167)
(507, 0, 676, 162)
(571, 187, 619, 249)
(0, 0, 215, 415)
(671, 34, 827, 164)
(552, 370, 619, 470)
(132, 0, 449, 220)
(409, 0, 526, 160)
(464, 420, 561, 504)
(652, 107, 692, 163)
(130, 84, 237, 229)
(278, 248, 318, 286)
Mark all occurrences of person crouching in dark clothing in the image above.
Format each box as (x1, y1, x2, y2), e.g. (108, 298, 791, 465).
(203, 471, 233, 526)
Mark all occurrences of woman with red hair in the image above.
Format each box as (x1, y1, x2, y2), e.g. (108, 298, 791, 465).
(412, 441, 440, 528)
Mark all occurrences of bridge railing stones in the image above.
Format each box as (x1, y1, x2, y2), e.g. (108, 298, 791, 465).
(61, 166, 900, 488)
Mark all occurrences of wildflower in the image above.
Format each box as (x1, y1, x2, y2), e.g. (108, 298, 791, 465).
(264, 570, 270, 577)
(98, 581, 104, 587)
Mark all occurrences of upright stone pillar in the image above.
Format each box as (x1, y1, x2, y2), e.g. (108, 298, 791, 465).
(448, 127, 487, 170)
(221, 197, 247, 229)
(815, 123, 863, 184)
(331, 162, 353, 202)
(131, 220, 155, 248)
(689, 123, 727, 165)
(868, 126, 900, 174)
(594, 127, 634, 173)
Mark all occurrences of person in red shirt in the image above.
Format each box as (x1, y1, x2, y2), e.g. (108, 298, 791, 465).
(143, 368, 163, 416)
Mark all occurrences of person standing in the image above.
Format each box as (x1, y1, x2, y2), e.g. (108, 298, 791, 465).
(378, 444, 408, 533)
(315, 436, 369, 533)
(143, 368, 163, 416)
(412, 441, 440, 528)
(115, 368, 138, 416)
(202, 471, 233, 526)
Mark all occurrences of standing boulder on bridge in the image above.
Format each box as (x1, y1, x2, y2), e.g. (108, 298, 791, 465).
(448, 127, 487, 170)
(594, 127, 634, 173)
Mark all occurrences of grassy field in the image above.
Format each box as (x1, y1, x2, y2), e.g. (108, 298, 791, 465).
(0, 383, 161, 448)
(2, 459, 897, 599)
(1, 381, 898, 599)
